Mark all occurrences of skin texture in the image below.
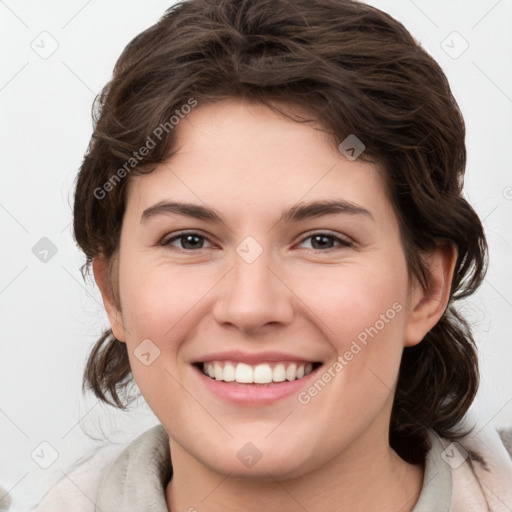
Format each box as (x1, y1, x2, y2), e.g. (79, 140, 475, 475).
(94, 98, 457, 511)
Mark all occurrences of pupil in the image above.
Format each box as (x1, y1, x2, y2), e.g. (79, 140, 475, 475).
(183, 235, 202, 249)
(312, 235, 332, 249)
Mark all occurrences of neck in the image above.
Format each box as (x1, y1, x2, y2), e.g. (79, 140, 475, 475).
(165, 431, 424, 512)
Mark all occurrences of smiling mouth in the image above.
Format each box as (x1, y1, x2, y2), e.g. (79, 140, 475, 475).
(195, 361, 323, 385)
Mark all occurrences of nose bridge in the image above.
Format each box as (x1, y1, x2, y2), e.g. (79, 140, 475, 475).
(212, 236, 293, 332)
(233, 243, 274, 294)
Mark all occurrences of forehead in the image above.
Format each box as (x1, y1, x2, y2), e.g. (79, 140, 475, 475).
(125, 98, 393, 224)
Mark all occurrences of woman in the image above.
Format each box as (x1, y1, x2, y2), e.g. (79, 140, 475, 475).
(30, 0, 512, 510)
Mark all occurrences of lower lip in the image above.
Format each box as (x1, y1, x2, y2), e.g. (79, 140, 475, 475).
(193, 364, 322, 405)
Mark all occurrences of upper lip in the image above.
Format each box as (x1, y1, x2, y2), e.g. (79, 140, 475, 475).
(192, 351, 320, 365)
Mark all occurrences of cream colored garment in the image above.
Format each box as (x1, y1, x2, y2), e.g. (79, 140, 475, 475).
(23, 421, 512, 512)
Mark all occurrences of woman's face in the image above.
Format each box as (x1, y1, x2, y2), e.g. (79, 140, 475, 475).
(101, 98, 426, 479)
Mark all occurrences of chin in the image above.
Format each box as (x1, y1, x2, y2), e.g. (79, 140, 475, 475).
(198, 438, 316, 481)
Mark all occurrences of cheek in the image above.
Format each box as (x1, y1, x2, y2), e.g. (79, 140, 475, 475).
(294, 255, 409, 403)
(289, 267, 408, 445)
(117, 259, 222, 399)
(118, 262, 209, 418)
(119, 258, 212, 338)
(298, 255, 408, 346)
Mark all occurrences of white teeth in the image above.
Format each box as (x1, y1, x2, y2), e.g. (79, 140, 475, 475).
(201, 361, 316, 384)
(223, 362, 235, 382)
(254, 364, 273, 384)
(273, 363, 286, 382)
(285, 363, 297, 381)
(235, 362, 253, 383)
(214, 362, 223, 380)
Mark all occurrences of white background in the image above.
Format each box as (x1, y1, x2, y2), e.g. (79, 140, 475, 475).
(1, 0, 511, 509)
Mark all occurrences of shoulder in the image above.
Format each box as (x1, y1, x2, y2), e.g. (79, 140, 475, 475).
(26, 441, 128, 512)
(442, 421, 512, 511)
(413, 422, 512, 511)
(27, 425, 169, 512)
(498, 426, 512, 458)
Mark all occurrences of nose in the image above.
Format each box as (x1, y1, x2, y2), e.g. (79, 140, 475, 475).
(212, 244, 294, 335)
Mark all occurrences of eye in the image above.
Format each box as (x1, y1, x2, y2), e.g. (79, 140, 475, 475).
(161, 231, 214, 251)
(297, 232, 353, 251)
(161, 231, 353, 252)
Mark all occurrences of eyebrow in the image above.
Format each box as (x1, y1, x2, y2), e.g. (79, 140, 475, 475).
(140, 199, 374, 225)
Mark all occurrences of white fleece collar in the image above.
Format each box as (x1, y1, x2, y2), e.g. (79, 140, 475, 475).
(94, 423, 512, 512)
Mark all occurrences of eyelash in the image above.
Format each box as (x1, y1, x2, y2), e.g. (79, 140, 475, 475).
(160, 231, 354, 252)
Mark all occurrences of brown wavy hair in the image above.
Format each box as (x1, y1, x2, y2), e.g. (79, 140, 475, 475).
(73, 0, 488, 464)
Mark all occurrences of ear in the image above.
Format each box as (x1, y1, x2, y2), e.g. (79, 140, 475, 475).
(92, 255, 127, 343)
(404, 243, 458, 347)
